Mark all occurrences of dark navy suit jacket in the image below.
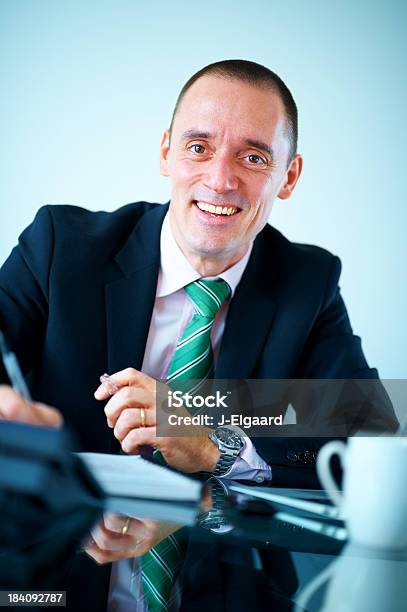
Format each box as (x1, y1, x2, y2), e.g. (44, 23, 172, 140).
(0, 202, 398, 610)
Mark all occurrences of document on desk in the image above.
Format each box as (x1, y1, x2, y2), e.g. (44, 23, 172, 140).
(104, 496, 199, 525)
(78, 453, 202, 502)
(230, 483, 341, 520)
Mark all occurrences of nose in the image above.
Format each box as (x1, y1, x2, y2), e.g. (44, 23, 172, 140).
(202, 153, 239, 193)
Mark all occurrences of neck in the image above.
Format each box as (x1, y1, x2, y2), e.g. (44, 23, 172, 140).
(168, 213, 251, 276)
(183, 250, 248, 277)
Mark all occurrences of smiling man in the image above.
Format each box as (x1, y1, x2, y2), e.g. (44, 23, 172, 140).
(0, 60, 398, 611)
(162, 66, 301, 275)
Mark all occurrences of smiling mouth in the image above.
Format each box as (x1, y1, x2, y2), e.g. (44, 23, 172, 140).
(193, 200, 241, 216)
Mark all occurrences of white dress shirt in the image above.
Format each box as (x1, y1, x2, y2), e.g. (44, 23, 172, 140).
(107, 212, 271, 611)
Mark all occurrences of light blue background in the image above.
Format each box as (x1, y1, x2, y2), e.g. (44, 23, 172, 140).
(0, 0, 406, 378)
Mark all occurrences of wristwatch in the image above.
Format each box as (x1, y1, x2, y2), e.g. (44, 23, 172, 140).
(198, 477, 232, 531)
(209, 427, 245, 476)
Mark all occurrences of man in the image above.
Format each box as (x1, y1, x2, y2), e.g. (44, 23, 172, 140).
(0, 60, 398, 610)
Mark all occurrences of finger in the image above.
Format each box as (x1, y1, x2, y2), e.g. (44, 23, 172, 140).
(90, 520, 135, 552)
(0, 386, 62, 427)
(113, 408, 156, 441)
(103, 513, 131, 534)
(121, 425, 157, 455)
(94, 368, 154, 400)
(103, 513, 144, 535)
(0, 386, 30, 422)
(84, 536, 145, 564)
(98, 374, 119, 397)
(84, 538, 119, 564)
(103, 386, 153, 426)
(31, 402, 64, 427)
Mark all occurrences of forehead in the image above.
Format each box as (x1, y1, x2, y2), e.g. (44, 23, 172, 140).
(172, 74, 287, 143)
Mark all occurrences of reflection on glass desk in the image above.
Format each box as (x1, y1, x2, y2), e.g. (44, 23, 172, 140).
(1, 468, 407, 612)
(105, 478, 407, 611)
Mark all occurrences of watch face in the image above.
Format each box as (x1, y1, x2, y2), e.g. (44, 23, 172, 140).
(198, 511, 228, 530)
(215, 428, 243, 450)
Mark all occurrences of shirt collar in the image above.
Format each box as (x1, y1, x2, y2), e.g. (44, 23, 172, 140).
(156, 212, 252, 298)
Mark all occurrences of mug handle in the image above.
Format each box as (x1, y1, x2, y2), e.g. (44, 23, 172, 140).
(316, 440, 346, 511)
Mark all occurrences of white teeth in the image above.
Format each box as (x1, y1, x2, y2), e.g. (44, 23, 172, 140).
(195, 201, 239, 216)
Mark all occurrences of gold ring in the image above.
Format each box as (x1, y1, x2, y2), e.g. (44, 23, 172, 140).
(140, 407, 146, 428)
(121, 517, 131, 535)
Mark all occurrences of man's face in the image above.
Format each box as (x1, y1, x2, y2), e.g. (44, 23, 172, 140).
(160, 75, 301, 268)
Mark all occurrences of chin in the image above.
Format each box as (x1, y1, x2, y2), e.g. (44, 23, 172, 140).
(189, 240, 236, 260)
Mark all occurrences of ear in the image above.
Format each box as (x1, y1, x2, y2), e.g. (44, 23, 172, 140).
(160, 129, 171, 177)
(277, 154, 303, 200)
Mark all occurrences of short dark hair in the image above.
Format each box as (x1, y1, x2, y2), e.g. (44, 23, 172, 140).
(169, 59, 298, 163)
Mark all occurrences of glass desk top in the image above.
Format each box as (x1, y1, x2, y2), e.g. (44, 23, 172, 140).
(1, 452, 406, 612)
(102, 478, 407, 612)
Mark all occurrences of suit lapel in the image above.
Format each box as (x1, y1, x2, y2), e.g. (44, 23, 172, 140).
(105, 204, 168, 375)
(215, 230, 278, 378)
(105, 207, 279, 380)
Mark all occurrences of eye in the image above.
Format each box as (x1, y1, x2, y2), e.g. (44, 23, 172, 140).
(246, 153, 267, 165)
(188, 143, 206, 154)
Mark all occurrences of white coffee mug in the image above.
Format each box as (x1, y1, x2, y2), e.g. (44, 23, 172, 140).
(321, 544, 407, 612)
(296, 543, 407, 612)
(317, 437, 407, 550)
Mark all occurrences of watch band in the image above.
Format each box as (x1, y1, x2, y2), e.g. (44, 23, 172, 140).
(198, 478, 230, 530)
(212, 451, 238, 476)
(210, 427, 244, 477)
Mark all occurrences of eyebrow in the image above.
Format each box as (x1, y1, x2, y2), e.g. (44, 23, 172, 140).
(244, 139, 274, 159)
(181, 130, 211, 141)
(180, 130, 274, 160)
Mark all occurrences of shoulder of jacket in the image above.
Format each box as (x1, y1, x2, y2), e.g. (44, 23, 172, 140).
(262, 223, 340, 275)
(40, 201, 163, 235)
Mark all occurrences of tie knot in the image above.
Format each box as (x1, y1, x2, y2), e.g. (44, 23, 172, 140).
(184, 279, 231, 320)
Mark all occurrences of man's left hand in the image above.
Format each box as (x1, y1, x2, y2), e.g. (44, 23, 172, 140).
(94, 368, 219, 473)
(84, 513, 180, 564)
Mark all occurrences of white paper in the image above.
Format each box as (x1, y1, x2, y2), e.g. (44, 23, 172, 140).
(78, 452, 202, 502)
(105, 496, 198, 525)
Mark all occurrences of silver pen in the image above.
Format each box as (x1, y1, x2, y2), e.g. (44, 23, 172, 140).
(0, 330, 32, 401)
(99, 373, 119, 396)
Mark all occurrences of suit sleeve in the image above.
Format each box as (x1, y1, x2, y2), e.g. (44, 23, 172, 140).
(0, 206, 54, 380)
(297, 255, 397, 428)
(298, 256, 374, 379)
(253, 255, 398, 488)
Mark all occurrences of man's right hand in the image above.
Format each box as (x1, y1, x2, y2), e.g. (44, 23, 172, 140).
(0, 385, 63, 427)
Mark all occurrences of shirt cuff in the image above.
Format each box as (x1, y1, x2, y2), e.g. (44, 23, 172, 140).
(217, 427, 272, 483)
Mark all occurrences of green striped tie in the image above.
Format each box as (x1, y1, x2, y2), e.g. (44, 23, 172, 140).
(140, 278, 231, 611)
